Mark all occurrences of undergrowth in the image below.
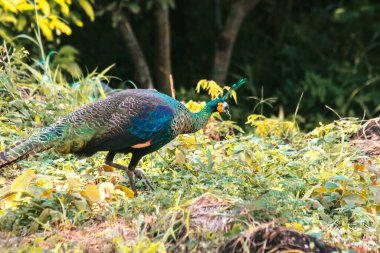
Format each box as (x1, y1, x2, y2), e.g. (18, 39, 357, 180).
(0, 44, 379, 252)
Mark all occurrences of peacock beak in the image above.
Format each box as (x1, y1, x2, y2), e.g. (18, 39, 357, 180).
(225, 108, 231, 119)
(217, 102, 231, 119)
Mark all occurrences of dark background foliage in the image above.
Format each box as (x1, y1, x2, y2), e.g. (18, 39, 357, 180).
(59, 0, 380, 129)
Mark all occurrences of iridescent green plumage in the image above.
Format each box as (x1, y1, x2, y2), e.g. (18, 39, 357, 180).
(0, 79, 246, 194)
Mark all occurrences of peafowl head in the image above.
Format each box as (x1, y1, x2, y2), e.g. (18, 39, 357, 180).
(207, 99, 230, 118)
(206, 78, 247, 119)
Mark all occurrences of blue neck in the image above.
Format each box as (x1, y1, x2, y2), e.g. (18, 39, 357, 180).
(191, 103, 215, 132)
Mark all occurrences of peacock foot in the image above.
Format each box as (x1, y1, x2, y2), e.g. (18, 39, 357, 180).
(135, 169, 155, 191)
(126, 170, 137, 196)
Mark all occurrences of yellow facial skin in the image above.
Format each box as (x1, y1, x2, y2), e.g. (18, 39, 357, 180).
(217, 102, 231, 119)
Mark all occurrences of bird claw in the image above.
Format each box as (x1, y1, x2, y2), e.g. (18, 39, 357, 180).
(135, 169, 155, 191)
(134, 169, 144, 180)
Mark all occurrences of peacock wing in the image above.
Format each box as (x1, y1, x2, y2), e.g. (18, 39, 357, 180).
(76, 91, 175, 155)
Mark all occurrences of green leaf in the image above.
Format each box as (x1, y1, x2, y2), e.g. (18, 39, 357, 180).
(369, 186, 380, 204)
(128, 3, 141, 14)
(325, 181, 341, 189)
(343, 194, 366, 205)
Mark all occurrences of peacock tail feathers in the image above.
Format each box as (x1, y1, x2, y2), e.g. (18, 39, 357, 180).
(0, 122, 65, 168)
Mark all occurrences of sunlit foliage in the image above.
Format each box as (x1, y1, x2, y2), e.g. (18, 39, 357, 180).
(0, 0, 94, 42)
(0, 44, 379, 251)
(246, 114, 296, 138)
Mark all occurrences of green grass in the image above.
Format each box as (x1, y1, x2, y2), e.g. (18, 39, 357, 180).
(0, 44, 379, 252)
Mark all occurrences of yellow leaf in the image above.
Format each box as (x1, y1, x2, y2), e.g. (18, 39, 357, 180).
(41, 189, 52, 197)
(196, 79, 225, 99)
(50, 17, 72, 35)
(38, 0, 51, 15)
(0, 14, 17, 24)
(181, 136, 196, 144)
(66, 175, 80, 190)
(84, 184, 100, 202)
(9, 125, 26, 137)
(0, 191, 17, 202)
(103, 164, 114, 172)
(231, 90, 237, 104)
(78, 0, 94, 21)
(243, 151, 252, 165)
(38, 18, 53, 41)
(185, 164, 193, 171)
(196, 79, 207, 93)
(17, 3, 34, 11)
(116, 184, 135, 198)
(285, 222, 304, 231)
(185, 100, 205, 113)
(353, 163, 365, 171)
(175, 149, 186, 166)
(1, 0, 18, 13)
(293, 222, 304, 231)
(35, 115, 41, 125)
(75, 19, 83, 27)
(314, 187, 327, 194)
(71, 12, 84, 27)
(145, 243, 165, 253)
(11, 169, 35, 191)
(207, 80, 223, 99)
(54, 0, 70, 16)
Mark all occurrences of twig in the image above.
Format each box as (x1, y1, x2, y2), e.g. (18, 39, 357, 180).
(170, 74, 175, 99)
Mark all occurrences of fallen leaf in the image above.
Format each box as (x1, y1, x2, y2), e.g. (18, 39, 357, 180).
(116, 184, 135, 198)
(84, 184, 101, 202)
(11, 169, 35, 191)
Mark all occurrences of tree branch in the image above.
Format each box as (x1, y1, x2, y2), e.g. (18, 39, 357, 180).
(153, 5, 172, 95)
(212, 0, 260, 84)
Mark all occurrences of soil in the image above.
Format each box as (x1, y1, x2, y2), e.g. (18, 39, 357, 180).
(221, 224, 340, 253)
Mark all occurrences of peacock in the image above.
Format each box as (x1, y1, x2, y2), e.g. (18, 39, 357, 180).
(0, 79, 246, 195)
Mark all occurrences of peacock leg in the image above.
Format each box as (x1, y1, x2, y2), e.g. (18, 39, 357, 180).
(105, 152, 141, 195)
(134, 169, 155, 191)
(104, 152, 154, 195)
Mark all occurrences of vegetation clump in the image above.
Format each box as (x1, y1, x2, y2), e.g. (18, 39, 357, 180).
(0, 44, 379, 252)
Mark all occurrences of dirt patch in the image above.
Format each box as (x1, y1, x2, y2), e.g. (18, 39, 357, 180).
(182, 192, 241, 231)
(354, 116, 380, 156)
(0, 193, 341, 252)
(160, 193, 341, 252)
(0, 218, 136, 252)
(221, 224, 340, 253)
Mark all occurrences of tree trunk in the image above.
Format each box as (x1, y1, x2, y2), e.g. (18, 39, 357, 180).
(153, 5, 172, 95)
(212, 0, 260, 84)
(117, 11, 153, 89)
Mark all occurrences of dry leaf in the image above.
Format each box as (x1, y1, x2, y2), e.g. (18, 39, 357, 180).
(116, 184, 135, 198)
(175, 149, 186, 166)
(11, 169, 35, 191)
(84, 184, 101, 202)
